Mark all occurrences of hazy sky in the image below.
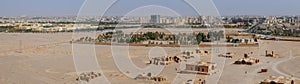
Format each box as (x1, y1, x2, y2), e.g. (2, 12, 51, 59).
(1, 0, 300, 16)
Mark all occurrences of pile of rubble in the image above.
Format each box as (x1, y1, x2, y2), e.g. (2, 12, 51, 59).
(76, 72, 102, 82)
(134, 73, 168, 82)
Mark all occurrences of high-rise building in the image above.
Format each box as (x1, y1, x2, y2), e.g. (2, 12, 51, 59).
(150, 15, 160, 23)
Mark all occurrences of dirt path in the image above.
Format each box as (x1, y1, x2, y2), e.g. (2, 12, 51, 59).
(272, 52, 300, 80)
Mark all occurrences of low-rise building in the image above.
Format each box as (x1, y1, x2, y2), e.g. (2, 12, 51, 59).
(181, 62, 217, 75)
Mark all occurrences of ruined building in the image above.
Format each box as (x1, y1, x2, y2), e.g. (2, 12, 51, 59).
(260, 76, 295, 84)
(234, 54, 259, 65)
(182, 62, 217, 75)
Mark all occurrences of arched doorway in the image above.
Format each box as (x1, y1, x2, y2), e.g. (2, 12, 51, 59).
(242, 60, 246, 64)
(270, 81, 276, 84)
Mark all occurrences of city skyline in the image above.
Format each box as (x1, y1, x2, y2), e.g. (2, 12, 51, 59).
(1, 0, 300, 16)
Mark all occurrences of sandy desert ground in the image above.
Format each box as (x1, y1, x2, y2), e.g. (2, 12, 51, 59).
(0, 28, 299, 84)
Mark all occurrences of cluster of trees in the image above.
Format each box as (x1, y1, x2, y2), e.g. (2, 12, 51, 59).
(0, 26, 15, 32)
(129, 32, 172, 43)
(196, 31, 225, 44)
(79, 30, 226, 45)
(208, 31, 225, 41)
(92, 31, 174, 43)
(0, 26, 14, 28)
(196, 33, 210, 44)
(129, 34, 146, 43)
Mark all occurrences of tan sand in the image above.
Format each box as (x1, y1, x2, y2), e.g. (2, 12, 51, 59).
(0, 28, 299, 84)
